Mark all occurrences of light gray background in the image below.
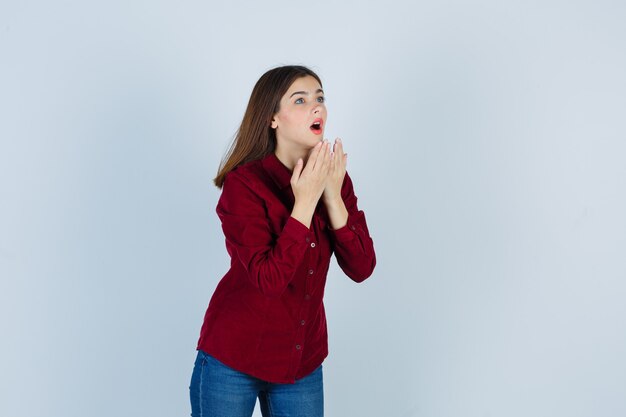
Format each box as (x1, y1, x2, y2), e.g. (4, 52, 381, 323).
(1, 1, 625, 416)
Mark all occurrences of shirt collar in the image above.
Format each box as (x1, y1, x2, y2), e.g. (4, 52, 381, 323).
(261, 152, 293, 190)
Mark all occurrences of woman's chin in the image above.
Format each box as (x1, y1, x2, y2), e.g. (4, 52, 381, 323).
(310, 130, 325, 142)
(305, 136, 324, 148)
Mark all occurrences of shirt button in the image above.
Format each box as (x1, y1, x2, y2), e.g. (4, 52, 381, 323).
(300, 320, 306, 325)
(306, 237, 310, 243)
(305, 294, 311, 300)
(310, 242, 316, 248)
(308, 269, 314, 275)
(350, 225, 356, 230)
(296, 344, 301, 350)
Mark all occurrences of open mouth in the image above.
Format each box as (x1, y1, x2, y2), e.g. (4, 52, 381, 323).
(310, 118, 323, 134)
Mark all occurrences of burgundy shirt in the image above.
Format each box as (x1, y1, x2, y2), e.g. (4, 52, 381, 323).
(196, 152, 376, 384)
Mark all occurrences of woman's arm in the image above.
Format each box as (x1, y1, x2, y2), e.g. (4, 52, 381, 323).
(326, 172, 376, 282)
(321, 139, 376, 282)
(323, 195, 348, 230)
(217, 171, 311, 298)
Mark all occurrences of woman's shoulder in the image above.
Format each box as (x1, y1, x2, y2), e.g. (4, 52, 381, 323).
(223, 158, 268, 193)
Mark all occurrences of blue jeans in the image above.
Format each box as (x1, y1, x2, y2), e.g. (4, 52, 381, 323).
(189, 350, 324, 417)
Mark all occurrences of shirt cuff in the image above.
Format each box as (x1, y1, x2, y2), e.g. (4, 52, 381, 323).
(285, 216, 311, 242)
(328, 214, 360, 243)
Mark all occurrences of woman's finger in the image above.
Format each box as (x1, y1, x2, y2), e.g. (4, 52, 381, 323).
(313, 140, 330, 172)
(290, 158, 303, 187)
(304, 141, 324, 172)
(335, 138, 344, 159)
(319, 141, 331, 173)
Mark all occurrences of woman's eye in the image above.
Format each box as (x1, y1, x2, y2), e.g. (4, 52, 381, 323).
(295, 96, 325, 104)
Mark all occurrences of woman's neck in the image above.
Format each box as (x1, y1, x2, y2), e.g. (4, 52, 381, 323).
(274, 144, 310, 171)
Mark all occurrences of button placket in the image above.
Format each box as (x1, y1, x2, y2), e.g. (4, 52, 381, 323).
(295, 293, 310, 357)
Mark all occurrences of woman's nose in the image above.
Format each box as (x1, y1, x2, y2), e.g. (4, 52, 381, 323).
(313, 100, 325, 114)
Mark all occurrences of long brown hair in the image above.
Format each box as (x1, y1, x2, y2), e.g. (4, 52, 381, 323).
(213, 65, 323, 188)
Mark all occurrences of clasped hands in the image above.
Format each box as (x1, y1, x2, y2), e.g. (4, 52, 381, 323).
(290, 138, 347, 207)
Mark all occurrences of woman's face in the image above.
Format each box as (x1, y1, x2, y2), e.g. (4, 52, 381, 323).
(271, 75, 327, 150)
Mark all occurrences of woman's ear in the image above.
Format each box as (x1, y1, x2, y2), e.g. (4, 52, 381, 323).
(270, 117, 278, 129)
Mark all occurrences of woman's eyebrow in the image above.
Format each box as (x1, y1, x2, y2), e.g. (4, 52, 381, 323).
(289, 88, 324, 98)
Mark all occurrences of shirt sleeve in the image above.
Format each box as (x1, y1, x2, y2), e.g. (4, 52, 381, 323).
(216, 171, 310, 298)
(328, 171, 377, 282)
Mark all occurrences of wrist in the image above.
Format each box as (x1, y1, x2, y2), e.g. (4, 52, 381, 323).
(324, 196, 348, 230)
(292, 201, 315, 229)
(322, 194, 343, 207)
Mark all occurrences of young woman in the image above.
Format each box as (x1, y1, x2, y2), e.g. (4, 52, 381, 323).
(189, 65, 376, 417)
